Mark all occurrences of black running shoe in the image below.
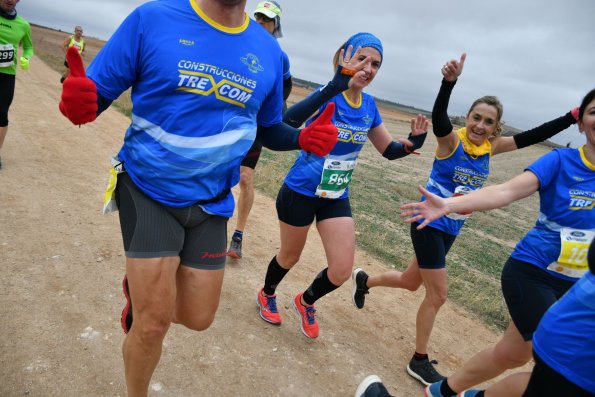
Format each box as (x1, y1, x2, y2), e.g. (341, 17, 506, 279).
(355, 375, 394, 397)
(351, 267, 369, 309)
(406, 357, 446, 386)
(227, 236, 242, 259)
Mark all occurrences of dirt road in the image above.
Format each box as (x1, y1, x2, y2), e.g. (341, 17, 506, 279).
(0, 57, 520, 397)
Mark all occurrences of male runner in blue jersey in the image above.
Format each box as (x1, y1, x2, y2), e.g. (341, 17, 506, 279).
(58, 0, 339, 394)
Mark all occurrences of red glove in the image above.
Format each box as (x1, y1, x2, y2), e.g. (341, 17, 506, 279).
(59, 46, 98, 125)
(298, 103, 338, 156)
(571, 106, 579, 121)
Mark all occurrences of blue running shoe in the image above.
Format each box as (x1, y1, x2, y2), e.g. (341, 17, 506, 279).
(424, 380, 446, 397)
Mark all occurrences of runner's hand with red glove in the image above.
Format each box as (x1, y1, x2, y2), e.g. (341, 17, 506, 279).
(59, 46, 98, 125)
(298, 103, 338, 157)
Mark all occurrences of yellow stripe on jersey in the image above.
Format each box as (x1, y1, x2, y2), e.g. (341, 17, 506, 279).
(190, 0, 249, 34)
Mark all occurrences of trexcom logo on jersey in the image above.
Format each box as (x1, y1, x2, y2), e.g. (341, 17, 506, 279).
(176, 60, 257, 108)
(568, 189, 595, 210)
(240, 53, 264, 73)
(337, 128, 367, 144)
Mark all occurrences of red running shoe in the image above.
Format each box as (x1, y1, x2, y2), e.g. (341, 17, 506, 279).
(121, 275, 133, 334)
(293, 292, 319, 339)
(257, 288, 282, 325)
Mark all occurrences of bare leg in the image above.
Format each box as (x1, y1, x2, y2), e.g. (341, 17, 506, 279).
(276, 220, 310, 269)
(234, 166, 255, 233)
(316, 217, 355, 286)
(448, 321, 532, 393)
(366, 256, 423, 291)
(485, 372, 531, 397)
(415, 268, 448, 354)
(0, 125, 8, 149)
(173, 265, 225, 331)
(122, 257, 179, 397)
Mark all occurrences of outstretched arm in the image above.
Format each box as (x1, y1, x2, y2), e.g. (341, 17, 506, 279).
(258, 103, 338, 156)
(492, 110, 578, 155)
(283, 46, 370, 127)
(401, 171, 539, 229)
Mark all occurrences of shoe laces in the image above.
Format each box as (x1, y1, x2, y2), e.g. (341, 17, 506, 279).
(266, 296, 278, 313)
(304, 306, 316, 325)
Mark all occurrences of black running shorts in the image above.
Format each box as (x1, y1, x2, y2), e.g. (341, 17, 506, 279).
(276, 183, 352, 227)
(522, 350, 593, 397)
(115, 172, 228, 270)
(501, 257, 574, 341)
(240, 140, 263, 169)
(0, 73, 16, 126)
(410, 222, 457, 269)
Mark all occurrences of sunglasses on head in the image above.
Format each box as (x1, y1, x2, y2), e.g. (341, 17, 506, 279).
(255, 13, 274, 22)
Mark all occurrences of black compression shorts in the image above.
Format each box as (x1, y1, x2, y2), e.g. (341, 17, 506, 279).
(501, 257, 574, 341)
(115, 172, 228, 270)
(276, 183, 352, 227)
(410, 222, 457, 269)
(522, 350, 594, 397)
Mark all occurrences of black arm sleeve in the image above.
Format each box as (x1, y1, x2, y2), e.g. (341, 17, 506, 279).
(431, 79, 457, 137)
(283, 76, 292, 101)
(97, 93, 113, 116)
(513, 112, 576, 149)
(282, 66, 352, 127)
(256, 122, 300, 151)
(382, 133, 428, 160)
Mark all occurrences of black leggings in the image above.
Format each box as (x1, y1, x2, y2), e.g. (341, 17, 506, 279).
(522, 351, 594, 396)
(0, 73, 16, 126)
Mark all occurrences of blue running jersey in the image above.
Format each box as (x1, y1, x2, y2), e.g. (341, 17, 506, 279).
(283, 91, 382, 198)
(511, 147, 595, 281)
(422, 136, 490, 235)
(87, 0, 284, 216)
(533, 271, 595, 393)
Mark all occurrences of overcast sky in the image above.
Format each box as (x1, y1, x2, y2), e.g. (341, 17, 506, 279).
(18, 0, 595, 146)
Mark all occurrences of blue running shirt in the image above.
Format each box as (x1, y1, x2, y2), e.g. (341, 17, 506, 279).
(511, 147, 595, 281)
(283, 91, 382, 198)
(422, 135, 490, 235)
(533, 271, 595, 393)
(87, 0, 284, 216)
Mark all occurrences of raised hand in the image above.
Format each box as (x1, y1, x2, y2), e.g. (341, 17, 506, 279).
(59, 46, 98, 125)
(398, 114, 428, 154)
(441, 53, 466, 82)
(298, 103, 338, 157)
(336, 45, 372, 88)
(400, 185, 449, 229)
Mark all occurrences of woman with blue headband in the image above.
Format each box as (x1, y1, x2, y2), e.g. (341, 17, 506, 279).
(255, 32, 429, 339)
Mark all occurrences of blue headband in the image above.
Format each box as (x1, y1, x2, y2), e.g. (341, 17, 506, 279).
(343, 32, 383, 62)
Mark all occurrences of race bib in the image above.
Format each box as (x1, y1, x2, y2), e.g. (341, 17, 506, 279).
(102, 158, 124, 214)
(547, 228, 594, 279)
(446, 185, 474, 220)
(0, 43, 15, 68)
(315, 158, 356, 199)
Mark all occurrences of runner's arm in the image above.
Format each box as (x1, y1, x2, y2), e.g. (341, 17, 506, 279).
(492, 111, 577, 154)
(283, 76, 292, 102)
(282, 67, 352, 127)
(257, 122, 299, 151)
